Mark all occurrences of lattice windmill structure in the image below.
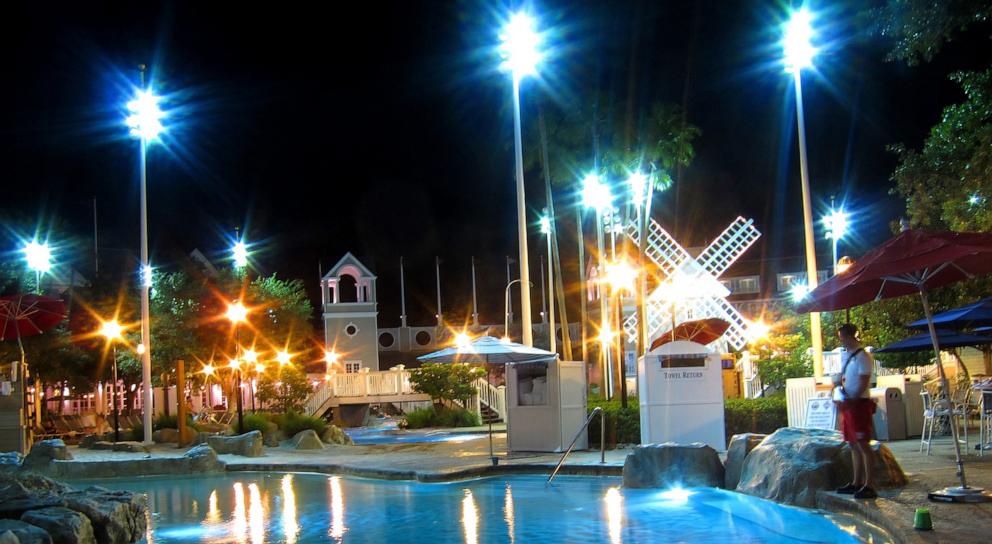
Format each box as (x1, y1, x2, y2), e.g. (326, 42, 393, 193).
(623, 216, 761, 349)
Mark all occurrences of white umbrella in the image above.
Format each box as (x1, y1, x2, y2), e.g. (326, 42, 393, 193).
(417, 335, 556, 365)
(417, 336, 557, 465)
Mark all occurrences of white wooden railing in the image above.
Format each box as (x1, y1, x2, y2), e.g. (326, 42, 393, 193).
(303, 368, 505, 420)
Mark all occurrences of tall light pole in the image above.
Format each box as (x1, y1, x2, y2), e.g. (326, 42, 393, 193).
(226, 301, 249, 433)
(499, 12, 543, 347)
(125, 66, 165, 443)
(99, 320, 125, 443)
(582, 174, 614, 398)
(540, 214, 556, 354)
(783, 8, 824, 377)
(22, 240, 52, 294)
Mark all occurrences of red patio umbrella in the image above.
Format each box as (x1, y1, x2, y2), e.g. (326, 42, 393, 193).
(796, 229, 992, 503)
(649, 318, 730, 351)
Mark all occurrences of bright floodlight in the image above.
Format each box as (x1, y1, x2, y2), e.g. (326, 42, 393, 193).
(254, 363, 265, 374)
(324, 350, 339, 364)
(243, 348, 258, 363)
(539, 215, 551, 235)
(276, 350, 292, 366)
(228, 358, 240, 370)
(499, 12, 542, 78)
(659, 486, 693, 503)
(969, 193, 983, 206)
(597, 329, 615, 345)
(141, 265, 153, 288)
(790, 282, 810, 302)
(99, 320, 125, 341)
(783, 8, 816, 73)
(232, 241, 249, 268)
(822, 208, 848, 241)
(125, 89, 165, 140)
(202, 364, 215, 376)
(226, 301, 248, 323)
(581, 174, 613, 210)
(22, 241, 52, 273)
(745, 320, 770, 343)
(604, 261, 638, 292)
(455, 333, 472, 350)
(627, 172, 648, 207)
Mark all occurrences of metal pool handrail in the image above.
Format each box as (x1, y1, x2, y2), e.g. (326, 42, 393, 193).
(547, 406, 604, 484)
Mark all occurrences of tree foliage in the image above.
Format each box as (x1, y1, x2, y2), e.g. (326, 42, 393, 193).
(256, 364, 310, 413)
(864, 0, 992, 65)
(409, 362, 486, 409)
(889, 69, 992, 231)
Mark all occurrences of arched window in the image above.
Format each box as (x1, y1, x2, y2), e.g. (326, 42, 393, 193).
(338, 274, 358, 303)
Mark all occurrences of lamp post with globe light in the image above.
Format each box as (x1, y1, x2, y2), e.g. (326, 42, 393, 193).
(499, 12, 544, 347)
(782, 8, 824, 377)
(98, 320, 125, 442)
(539, 214, 556, 354)
(124, 65, 165, 443)
(225, 301, 249, 433)
(823, 206, 848, 274)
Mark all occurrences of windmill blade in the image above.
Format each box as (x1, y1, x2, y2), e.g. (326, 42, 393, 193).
(623, 296, 671, 343)
(696, 217, 761, 278)
(624, 219, 691, 278)
(693, 296, 750, 350)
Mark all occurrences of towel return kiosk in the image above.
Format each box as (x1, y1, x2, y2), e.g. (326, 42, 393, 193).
(637, 340, 726, 450)
(505, 359, 588, 452)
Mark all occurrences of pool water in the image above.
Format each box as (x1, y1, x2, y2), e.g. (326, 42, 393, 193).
(95, 472, 888, 543)
(344, 420, 486, 445)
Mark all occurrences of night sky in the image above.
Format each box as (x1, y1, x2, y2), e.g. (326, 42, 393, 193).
(5, 1, 989, 327)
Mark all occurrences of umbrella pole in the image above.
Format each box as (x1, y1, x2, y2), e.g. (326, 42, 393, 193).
(16, 327, 30, 447)
(488, 366, 497, 466)
(919, 288, 969, 489)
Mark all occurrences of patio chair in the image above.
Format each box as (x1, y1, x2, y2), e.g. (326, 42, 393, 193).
(920, 390, 969, 455)
(980, 390, 992, 458)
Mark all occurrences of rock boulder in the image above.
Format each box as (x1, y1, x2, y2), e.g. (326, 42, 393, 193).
(63, 488, 146, 544)
(0, 453, 22, 468)
(21, 507, 95, 544)
(0, 520, 51, 544)
(723, 433, 766, 490)
(622, 443, 724, 488)
(183, 445, 224, 473)
(321, 425, 353, 446)
(152, 429, 180, 444)
(207, 431, 263, 457)
(290, 430, 324, 450)
(736, 427, 907, 507)
(21, 441, 72, 470)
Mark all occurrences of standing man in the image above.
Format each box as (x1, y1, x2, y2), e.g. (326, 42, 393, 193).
(833, 323, 877, 499)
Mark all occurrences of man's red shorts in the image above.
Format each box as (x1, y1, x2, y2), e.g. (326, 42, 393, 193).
(840, 398, 875, 443)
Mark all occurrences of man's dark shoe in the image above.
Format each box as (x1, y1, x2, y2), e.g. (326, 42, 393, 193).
(853, 486, 878, 499)
(835, 483, 860, 494)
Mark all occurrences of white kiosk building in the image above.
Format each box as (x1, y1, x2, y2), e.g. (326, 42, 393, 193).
(505, 359, 587, 452)
(637, 340, 726, 450)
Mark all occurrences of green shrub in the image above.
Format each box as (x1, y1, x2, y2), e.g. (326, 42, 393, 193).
(583, 395, 789, 448)
(403, 407, 481, 429)
(724, 396, 788, 439)
(240, 413, 276, 436)
(128, 423, 143, 442)
(587, 396, 640, 446)
(276, 411, 327, 438)
(153, 413, 198, 431)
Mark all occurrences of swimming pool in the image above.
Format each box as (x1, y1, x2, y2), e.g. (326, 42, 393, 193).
(345, 419, 487, 445)
(94, 472, 889, 543)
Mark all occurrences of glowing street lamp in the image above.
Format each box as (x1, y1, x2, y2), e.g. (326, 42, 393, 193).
(232, 240, 249, 269)
(499, 11, 544, 347)
(225, 301, 250, 433)
(125, 66, 167, 444)
(99, 320, 125, 442)
(822, 206, 849, 273)
(745, 319, 771, 344)
(455, 332, 473, 350)
(604, 261, 638, 293)
(781, 7, 824, 377)
(276, 350, 292, 366)
(790, 282, 811, 303)
(22, 240, 52, 294)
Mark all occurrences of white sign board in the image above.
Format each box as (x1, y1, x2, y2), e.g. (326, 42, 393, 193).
(804, 397, 837, 430)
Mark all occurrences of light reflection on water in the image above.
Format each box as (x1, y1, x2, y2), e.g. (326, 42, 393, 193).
(93, 473, 875, 544)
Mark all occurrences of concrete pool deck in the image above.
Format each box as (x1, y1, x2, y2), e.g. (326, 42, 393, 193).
(64, 432, 992, 543)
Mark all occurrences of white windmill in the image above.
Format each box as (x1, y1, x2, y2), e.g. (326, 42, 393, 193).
(623, 216, 761, 349)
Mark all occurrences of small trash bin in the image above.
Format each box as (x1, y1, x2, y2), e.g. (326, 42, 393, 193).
(870, 387, 906, 441)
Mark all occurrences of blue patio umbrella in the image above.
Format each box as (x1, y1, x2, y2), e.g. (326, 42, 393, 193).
(877, 329, 992, 353)
(907, 297, 992, 331)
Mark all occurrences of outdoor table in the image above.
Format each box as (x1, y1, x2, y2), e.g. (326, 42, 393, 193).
(973, 385, 992, 453)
